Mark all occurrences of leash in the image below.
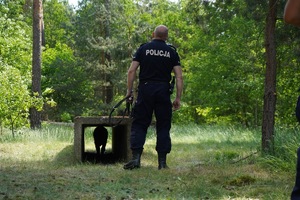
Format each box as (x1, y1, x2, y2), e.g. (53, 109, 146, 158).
(108, 96, 132, 126)
(108, 76, 174, 125)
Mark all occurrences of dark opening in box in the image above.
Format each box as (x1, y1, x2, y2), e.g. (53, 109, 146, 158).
(74, 116, 132, 163)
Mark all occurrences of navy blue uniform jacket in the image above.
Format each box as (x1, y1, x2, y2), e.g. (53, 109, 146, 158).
(132, 39, 181, 83)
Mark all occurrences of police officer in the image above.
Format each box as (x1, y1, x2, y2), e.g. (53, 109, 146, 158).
(284, 1, 300, 198)
(123, 25, 183, 170)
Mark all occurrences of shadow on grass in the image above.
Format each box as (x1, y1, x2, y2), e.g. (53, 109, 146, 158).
(83, 151, 124, 164)
(52, 145, 77, 166)
(52, 144, 129, 166)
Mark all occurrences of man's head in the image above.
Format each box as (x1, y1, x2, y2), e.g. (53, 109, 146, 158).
(152, 25, 168, 41)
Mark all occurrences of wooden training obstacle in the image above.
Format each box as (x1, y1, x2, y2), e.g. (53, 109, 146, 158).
(74, 116, 132, 162)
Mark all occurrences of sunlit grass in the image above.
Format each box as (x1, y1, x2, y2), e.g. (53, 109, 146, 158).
(0, 123, 295, 199)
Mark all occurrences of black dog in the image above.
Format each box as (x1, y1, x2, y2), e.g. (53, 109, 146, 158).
(93, 125, 108, 158)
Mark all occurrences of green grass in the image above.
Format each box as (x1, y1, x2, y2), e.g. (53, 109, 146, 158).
(0, 123, 296, 199)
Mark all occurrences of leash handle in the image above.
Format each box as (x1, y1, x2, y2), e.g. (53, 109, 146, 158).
(108, 96, 132, 126)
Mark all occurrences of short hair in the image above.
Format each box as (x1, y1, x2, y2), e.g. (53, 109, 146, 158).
(154, 25, 168, 40)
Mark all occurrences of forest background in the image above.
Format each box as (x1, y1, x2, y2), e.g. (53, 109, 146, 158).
(0, 0, 299, 130)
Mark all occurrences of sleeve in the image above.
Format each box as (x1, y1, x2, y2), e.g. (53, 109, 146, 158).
(168, 44, 181, 67)
(132, 43, 146, 62)
(173, 52, 181, 67)
(132, 48, 140, 62)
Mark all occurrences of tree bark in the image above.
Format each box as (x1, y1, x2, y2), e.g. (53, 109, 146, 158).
(262, 0, 277, 153)
(30, 0, 43, 129)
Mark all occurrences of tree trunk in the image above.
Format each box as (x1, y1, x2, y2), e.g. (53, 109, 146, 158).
(262, 0, 277, 153)
(102, 0, 113, 104)
(30, 0, 43, 129)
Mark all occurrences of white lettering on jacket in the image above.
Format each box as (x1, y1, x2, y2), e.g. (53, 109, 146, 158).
(145, 49, 170, 58)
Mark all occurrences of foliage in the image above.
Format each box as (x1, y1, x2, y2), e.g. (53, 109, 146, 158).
(0, 6, 33, 133)
(0, 10, 31, 74)
(0, 0, 27, 20)
(2, 0, 300, 129)
(0, 64, 30, 133)
(74, 0, 141, 108)
(43, 0, 75, 48)
(0, 68, 55, 135)
(180, 0, 266, 126)
(42, 42, 93, 121)
(275, 18, 300, 125)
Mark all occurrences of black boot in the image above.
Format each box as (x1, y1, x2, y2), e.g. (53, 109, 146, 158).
(123, 149, 142, 170)
(158, 152, 168, 170)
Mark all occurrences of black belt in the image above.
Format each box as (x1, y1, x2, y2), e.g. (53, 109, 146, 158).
(140, 81, 169, 85)
(140, 76, 175, 94)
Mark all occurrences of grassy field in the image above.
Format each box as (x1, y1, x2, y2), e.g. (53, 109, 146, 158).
(0, 123, 297, 199)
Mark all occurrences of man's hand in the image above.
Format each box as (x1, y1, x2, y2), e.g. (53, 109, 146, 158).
(126, 90, 134, 103)
(172, 98, 181, 111)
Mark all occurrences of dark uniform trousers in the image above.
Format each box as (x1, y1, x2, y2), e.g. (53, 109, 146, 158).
(130, 82, 172, 153)
(292, 147, 300, 199)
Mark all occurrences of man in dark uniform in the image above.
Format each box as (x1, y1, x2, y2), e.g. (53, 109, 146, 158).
(123, 25, 183, 170)
(284, 1, 300, 199)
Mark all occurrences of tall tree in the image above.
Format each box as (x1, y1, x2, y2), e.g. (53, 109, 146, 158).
(101, 0, 113, 104)
(30, 0, 43, 129)
(262, 0, 278, 152)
